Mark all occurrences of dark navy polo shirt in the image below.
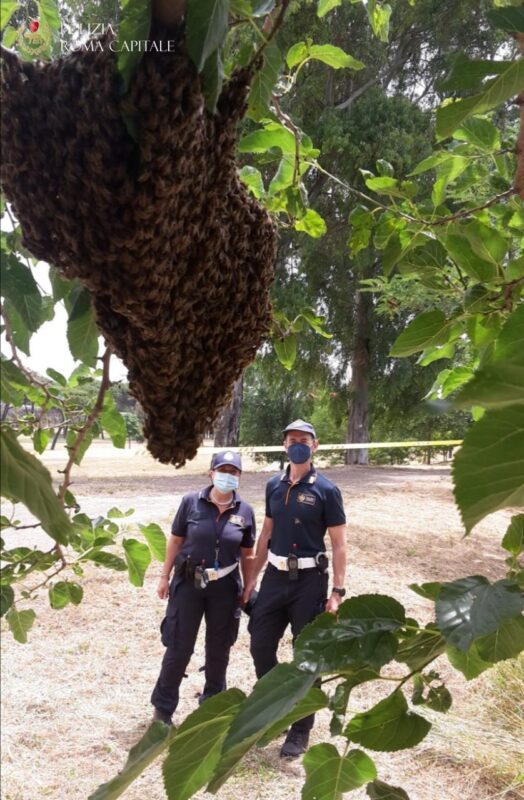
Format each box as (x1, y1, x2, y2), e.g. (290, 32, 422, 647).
(171, 486, 256, 568)
(265, 466, 346, 557)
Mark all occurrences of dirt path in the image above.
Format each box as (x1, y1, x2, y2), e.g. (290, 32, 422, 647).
(1, 461, 522, 800)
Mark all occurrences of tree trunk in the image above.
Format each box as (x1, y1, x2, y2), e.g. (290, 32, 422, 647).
(345, 289, 371, 465)
(213, 376, 243, 447)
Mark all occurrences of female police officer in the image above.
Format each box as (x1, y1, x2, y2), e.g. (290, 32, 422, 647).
(151, 450, 255, 724)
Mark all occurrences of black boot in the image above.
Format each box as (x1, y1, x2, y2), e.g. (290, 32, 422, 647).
(152, 707, 173, 725)
(280, 728, 310, 758)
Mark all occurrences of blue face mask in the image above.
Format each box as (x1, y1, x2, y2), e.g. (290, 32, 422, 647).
(287, 443, 312, 464)
(213, 472, 239, 493)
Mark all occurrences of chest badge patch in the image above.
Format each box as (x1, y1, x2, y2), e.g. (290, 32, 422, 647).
(297, 492, 316, 506)
(229, 514, 245, 526)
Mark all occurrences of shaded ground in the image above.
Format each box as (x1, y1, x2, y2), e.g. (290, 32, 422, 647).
(1, 445, 523, 800)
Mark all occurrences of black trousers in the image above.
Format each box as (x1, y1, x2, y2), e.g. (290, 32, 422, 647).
(249, 564, 328, 733)
(151, 573, 240, 715)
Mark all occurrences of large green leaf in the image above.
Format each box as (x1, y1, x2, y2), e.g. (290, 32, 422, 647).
(201, 48, 224, 113)
(348, 205, 374, 256)
(436, 576, 524, 651)
(367, 779, 410, 799)
(452, 406, 524, 533)
(116, 0, 152, 89)
(0, 358, 31, 406)
(208, 663, 316, 792)
(395, 625, 446, 672)
(294, 597, 404, 674)
(1, 254, 43, 332)
(247, 41, 282, 121)
(462, 220, 507, 266)
(89, 722, 175, 800)
(495, 305, 524, 363)
(436, 59, 524, 140)
(3, 300, 30, 356)
(0, 584, 15, 617)
(317, 0, 342, 18)
(445, 234, 498, 283)
(366, 0, 392, 42)
(239, 122, 318, 157)
(86, 550, 128, 571)
(502, 514, 524, 556)
(67, 287, 99, 367)
(5, 607, 36, 643)
(487, 6, 524, 33)
(49, 580, 84, 609)
(295, 209, 327, 238)
(453, 117, 500, 151)
(307, 44, 364, 71)
(38, 0, 61, 34)
(0, 428, 72, 544)
(345, 691, 431, 752)
(390, 311, 449, 357)
(139, 523, 167, 561)
(163, 689, 244, 800)
(454, 361, 524, 409)
(446, 642, 492, 680)
(475, 616, 524, 662)
(440, 54, 510, 92)
(100, 394, 127, 449)
(273, 334, 297, 370)
(258, 687, 328, 746)
(66, 427, 94, 466)
(0, 1, 18, 31)
(302, 745, 377, 800)
(329, 669, 378, 732)
(239, 166, 265, 198)
(186, 0, 229, 72)
(123, 538, 151, 586)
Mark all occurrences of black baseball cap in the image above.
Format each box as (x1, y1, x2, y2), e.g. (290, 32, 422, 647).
(282, 419, 316, 438)
(210, 450, 242, 471)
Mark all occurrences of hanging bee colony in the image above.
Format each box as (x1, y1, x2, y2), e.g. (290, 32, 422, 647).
(0, 25, 277, 465)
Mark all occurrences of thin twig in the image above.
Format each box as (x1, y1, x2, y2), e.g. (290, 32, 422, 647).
(56, 346, 112, 504)
(26, 564, 66, 594)
(308, 162, 517, 226)
(246, 0, 291, 72)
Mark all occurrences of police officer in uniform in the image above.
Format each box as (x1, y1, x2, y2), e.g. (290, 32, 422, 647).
(243, 420, 347, 758)
(151, 450, 255, 724)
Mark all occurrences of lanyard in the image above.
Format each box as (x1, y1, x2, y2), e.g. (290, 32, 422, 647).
(212, 501, 236, 569)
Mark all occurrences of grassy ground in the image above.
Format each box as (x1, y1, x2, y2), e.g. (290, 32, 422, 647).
(1, 442, 523, 800)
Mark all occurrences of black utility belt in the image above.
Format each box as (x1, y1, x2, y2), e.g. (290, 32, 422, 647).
(175, 558, 238, 589)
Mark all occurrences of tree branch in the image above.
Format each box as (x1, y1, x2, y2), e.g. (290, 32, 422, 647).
(56, 346, 112, 504)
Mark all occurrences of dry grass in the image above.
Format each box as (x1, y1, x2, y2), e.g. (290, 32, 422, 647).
(1, 444, 523, 800)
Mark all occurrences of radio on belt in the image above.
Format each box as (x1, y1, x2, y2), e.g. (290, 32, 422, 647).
(287, 545, 299, 581)
(194, 562, 208, 589)
(315, 552, 329, 573)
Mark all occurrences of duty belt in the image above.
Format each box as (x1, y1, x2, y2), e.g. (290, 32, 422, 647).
(268, 551, 325, 571)
(204, 562, 238, 581)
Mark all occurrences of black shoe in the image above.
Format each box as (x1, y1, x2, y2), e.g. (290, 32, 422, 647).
(280, 729, 309, 758)
(152, 707, 172, 725)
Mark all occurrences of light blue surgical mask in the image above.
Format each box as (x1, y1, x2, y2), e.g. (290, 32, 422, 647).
(213, 472, 239, 493)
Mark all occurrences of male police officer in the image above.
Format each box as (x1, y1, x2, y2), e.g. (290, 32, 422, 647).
(242, 420, 347, 758)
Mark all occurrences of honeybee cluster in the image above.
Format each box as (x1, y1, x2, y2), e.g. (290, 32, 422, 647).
(1, 30, 277, 465)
